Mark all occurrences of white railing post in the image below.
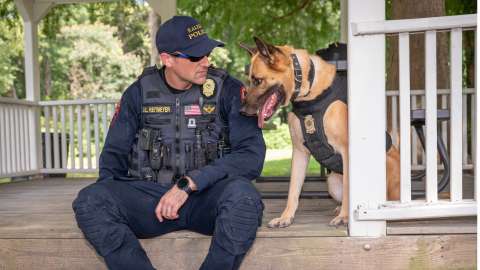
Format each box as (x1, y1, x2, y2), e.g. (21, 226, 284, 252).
(348, 0, 386, 236)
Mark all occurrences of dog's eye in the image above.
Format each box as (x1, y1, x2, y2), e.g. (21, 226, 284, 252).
(251, 77, 263, 87)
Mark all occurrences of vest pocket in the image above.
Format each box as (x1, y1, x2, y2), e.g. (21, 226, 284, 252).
(184, 142, 194, 171)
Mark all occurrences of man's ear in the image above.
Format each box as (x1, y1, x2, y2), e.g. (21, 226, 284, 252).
(239, 42, 257, 56)
(159, 52, 173, 67)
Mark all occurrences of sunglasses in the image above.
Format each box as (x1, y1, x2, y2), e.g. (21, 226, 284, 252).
(169, 52, 210, 62)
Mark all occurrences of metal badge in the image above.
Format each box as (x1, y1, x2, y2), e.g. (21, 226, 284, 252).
(202, 78, 216, 98)
(304, 115, 316, 134)
(187, 118, 197, 129)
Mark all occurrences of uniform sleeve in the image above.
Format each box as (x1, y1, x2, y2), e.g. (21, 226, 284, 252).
(187, 76, 266, 191)
(98, 82, 142, 181)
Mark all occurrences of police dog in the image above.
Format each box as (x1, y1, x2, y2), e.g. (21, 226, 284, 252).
(239, 37, 400, 227)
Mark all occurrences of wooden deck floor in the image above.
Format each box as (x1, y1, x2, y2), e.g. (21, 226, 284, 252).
(0, 178, 476, 270)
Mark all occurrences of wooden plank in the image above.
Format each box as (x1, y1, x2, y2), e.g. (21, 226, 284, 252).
(0, 235, 475, 270)
(425, 30, 438, 202)
(399, 32, 412, 203)
(388, 217, 476, 235)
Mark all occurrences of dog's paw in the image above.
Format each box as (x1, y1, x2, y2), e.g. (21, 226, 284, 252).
(268, 216, 294, 228)
(329, 214, 348, 227)
(333, 206, 341, 216)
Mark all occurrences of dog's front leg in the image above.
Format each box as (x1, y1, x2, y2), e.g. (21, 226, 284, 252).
(268, 113, 310, 228)
(329, 149, 349, 227)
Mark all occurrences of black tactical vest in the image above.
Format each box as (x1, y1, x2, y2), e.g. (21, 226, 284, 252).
(292, 74, 392, 174)
(128, 66, 230, 184)
(292, 75, 347, 174)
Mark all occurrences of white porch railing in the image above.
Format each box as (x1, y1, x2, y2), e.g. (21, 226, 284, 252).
(39, 100, 117, 174)
(349, 1, 477, 236)
(0, 98, 39, 177)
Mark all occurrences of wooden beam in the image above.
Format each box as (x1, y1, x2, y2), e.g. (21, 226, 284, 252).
(0, 235, 475, 269)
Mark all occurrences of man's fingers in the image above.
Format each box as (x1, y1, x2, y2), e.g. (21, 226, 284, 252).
(156, 201, 163, 222)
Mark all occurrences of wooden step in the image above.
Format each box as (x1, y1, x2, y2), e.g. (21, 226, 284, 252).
(0, 178, 476, 270)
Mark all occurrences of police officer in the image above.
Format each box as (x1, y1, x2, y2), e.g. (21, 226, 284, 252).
(72, 16, 266, 270)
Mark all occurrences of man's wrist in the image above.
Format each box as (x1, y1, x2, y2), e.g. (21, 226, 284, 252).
(176, 176, 197, 195)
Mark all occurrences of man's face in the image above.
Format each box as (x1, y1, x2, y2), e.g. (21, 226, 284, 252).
(167, 52, 210, 85)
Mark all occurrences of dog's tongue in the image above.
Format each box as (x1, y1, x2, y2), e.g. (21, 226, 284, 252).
(258, 92, 279, 128)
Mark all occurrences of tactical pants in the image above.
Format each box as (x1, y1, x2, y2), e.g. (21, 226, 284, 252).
(72, 177, 264, 270)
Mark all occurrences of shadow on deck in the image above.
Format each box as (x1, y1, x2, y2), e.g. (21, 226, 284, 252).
(0, 178, 476, 270)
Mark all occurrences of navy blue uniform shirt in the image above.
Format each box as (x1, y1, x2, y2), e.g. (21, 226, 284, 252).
(98, 69, 266, 192)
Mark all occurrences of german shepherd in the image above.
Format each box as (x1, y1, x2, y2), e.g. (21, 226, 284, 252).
(239, 37, 400, 227)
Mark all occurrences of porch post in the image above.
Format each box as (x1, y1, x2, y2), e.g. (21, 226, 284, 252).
(14, 0, 54, 173)
(146, 0, 177, 66)
(340, 0, 348, 43)
(347, 0, 387, 236)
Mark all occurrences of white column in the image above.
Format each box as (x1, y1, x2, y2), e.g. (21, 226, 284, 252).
(14, 0, 54, 173)
(348, 0, 386, 236)
(146, 0, 177, 65)
(340, 0, 348, 43)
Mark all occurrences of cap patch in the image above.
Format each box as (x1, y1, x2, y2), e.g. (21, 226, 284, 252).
(187, 24, 205, 40)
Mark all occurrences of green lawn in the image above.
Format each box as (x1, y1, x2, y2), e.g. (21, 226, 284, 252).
(261, 157, 322, 176)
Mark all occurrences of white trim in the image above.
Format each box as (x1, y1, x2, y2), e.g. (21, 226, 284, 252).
(352, 14, 476, 36)
(40, 99, 117, 106)
(40, 168, 98, 174)
(386, 88, 475, 96)
(355, 200, 477, 221)
(0, 170, 41, 178)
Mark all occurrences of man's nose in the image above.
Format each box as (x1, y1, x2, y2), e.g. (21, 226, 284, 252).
(200, 56, 209, 67)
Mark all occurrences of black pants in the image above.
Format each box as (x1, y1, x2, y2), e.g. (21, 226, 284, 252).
(72, 177, 264, 270)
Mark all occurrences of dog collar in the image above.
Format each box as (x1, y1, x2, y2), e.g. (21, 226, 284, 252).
(290, 54, 315, 101)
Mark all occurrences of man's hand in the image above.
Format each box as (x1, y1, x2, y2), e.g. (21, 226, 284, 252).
(155, 177, 197, 222)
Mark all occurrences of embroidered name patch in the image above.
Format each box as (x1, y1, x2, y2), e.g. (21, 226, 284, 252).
(143, 105, 172, 113)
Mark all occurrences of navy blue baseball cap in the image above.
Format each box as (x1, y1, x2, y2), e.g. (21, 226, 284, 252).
(156, 16, 224, 57)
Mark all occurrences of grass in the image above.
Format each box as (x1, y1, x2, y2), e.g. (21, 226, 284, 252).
(261, 157, 321, 176)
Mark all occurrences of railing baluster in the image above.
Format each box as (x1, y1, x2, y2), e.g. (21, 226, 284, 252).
(77, 105, 83, 169)
(18, 107, 25, 172)
(86, 105, 92, 169)
(52, 106, 60, 169)
(411, 95, 418, 169)
(61, 106, 67, 169)
(450, 28, 463, 202)
(462, 94, 468, 166)
(425, 30, 438, 203)
(69, 105, 75, 170)
(23, 108, 29, 171)
(399, 32, 411, 203)
(44, 106, 52, 169)
(94, 105, 100, 169)
(13, 107, 20, 173)
(102, 104, 108, 142)
(392, 95, 398, 146)
(0, 106, 6, 175)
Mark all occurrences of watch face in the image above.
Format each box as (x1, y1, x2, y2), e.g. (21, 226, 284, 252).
(177, 178, 189, 189)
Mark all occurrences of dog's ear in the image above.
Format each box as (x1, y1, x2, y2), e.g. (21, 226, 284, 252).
(239, 42, 257, 56)
(253, 36, 285, 67)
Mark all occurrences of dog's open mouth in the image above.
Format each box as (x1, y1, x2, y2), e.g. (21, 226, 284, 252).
(257, 84, 286, 128)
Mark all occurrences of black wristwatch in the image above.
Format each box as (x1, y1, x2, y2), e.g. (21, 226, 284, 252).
(176, 176, 194, 195)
